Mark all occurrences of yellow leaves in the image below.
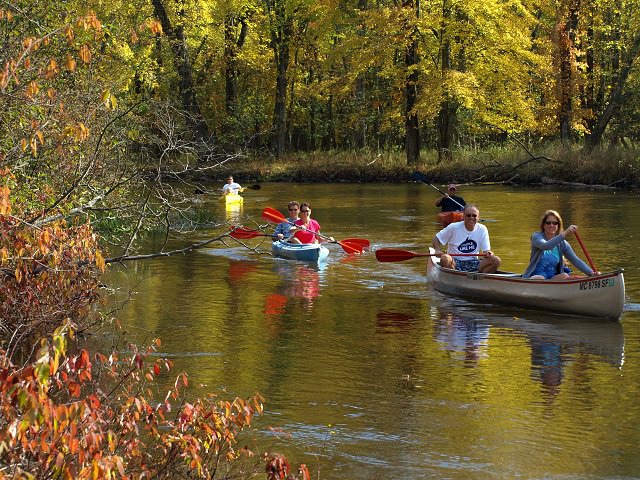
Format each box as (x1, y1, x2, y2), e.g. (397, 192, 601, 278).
(101, 90, 117, 110)
(25, 80, 39, 99)
(0, 64, 8, 90)
(141, 19, 163, 35)
(0, 247, 8, 265)
(45, 58, 59, 79)
(0, 185, 11, 215)
(65, 55, 76, 72)
(94, 250, 105, 272)
(39, 229, 52, 255)
(22, 37, 37, 51)
(78, 45, 91, 64)
(149, 20, 163, 34)
(76, 11, 102, 32)
(64, 24, 74, 42)
(63, 123, 90, 142)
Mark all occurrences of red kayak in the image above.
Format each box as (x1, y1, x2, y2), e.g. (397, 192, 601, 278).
(437, 211, 464, 226)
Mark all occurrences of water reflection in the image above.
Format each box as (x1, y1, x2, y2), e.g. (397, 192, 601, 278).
(530, 339, 563, 398)
(105, 183, 640, 480)
(227, 260, 257, 284)
(225, 201, 243, 221)
(430, 296, 625, 369)
(266, 260, 324, 313)
(434, 312, 489, 368)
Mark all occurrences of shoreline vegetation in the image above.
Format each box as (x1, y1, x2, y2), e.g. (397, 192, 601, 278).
(214, 145, 639, 190)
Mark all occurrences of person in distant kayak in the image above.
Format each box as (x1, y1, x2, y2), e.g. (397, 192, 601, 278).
(274, 201, 299, 241)
(222, 176, 243, 195)
(523, 210, 598, 279)
(432, 204, 501, 273)
(435, 183, 466, 212)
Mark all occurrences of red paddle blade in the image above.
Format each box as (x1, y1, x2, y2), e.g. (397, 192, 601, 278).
(229, 226, 262, 239)
(262, 207, 287, 224)
(339, 241, 364, 255)
(375, 249, 418, 262)
(342, 238, 370, 248)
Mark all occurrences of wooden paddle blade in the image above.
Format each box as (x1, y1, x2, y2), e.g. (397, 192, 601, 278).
(375, 249, 419, 262)
(262, 207, 287, 224)
(574, 231, 598, 273)
(342, 238, 370, 248)
(339, 241, 364, 255)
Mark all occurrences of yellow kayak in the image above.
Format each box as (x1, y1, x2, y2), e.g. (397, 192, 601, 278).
(222, 193, 244, 205)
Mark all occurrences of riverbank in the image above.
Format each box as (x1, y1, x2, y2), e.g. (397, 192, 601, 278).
(214, 145, 639, 190)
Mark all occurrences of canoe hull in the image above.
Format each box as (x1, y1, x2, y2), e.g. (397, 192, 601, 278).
(272, 241, 329, 263)
(426, 248, 625, 319)
(437, 211, 464, 226)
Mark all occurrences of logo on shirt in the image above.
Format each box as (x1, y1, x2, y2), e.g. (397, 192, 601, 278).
(458, 238, 477, 253)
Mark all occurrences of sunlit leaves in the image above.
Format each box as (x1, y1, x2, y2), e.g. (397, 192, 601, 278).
(0, 331, 266, 479)
(101, 89, 117, 110)
(78, 44, 92, 63)
(0, 185, 11, 215)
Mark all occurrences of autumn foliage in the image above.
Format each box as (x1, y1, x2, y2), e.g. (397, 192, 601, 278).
(0, 8, 268, 479)
(0, 324, 264, 479)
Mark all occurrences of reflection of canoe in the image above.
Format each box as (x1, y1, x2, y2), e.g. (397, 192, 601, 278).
(428, 299, 625, 367)
(437, 211, 464, 225)
(271, 240, 329, 263)
(426, 247, 625, 319)
(223, 193, 244, 205)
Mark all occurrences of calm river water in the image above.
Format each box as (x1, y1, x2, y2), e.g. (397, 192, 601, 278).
(105, 183, 640, 479)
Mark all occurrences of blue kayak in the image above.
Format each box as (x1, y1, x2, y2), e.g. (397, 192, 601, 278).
(271, 240, 330, 263)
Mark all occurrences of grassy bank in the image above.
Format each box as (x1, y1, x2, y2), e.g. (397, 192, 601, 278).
(221, 144, 639, 189)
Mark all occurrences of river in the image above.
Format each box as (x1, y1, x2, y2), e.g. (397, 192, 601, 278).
(104, 182, 640, 479)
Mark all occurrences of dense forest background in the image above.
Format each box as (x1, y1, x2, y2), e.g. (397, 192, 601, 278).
(1, 0, 639, 477)
(3, 0, 640, 174)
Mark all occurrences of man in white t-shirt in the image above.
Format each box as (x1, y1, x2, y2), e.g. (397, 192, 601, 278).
(432, 204, 501, 273)
(222, 176, 243, 195)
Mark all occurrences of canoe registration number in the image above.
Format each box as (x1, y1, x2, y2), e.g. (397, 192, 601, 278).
(579, 278, 615, 291)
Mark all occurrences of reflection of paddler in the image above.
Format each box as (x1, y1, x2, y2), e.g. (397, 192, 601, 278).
(227, 260, 257, 283)
(287, 265, 320, 301)
(264, 293, 288, 315)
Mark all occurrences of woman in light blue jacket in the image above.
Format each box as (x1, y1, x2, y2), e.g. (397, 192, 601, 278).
(523, 210, 597, 279)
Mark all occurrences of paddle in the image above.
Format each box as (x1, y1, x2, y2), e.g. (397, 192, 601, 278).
(573, 231, 598, 273)
(230, 227, 370, 250)
(411, 171, 465, 210)
(261, 207, 366, 254)
(375, 248, 487, 263)
(229, 226, 274, 239)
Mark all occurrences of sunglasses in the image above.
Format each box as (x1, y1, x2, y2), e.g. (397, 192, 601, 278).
(545, 221, 559, 225)
(465, 214, 478, 218)
(288, 207, 299, 211)
(300, 210, 310, 213)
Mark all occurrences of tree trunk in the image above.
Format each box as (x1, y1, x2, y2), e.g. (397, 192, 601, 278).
(404, 0, 420, 165)
(584, 32, 640, 152)
(224, 15, 248, 117)
(151, 0, 209, 143)
(267, 0, 291, 158)
(437, 26, 455, 163)
(556, 0, 580, 145)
